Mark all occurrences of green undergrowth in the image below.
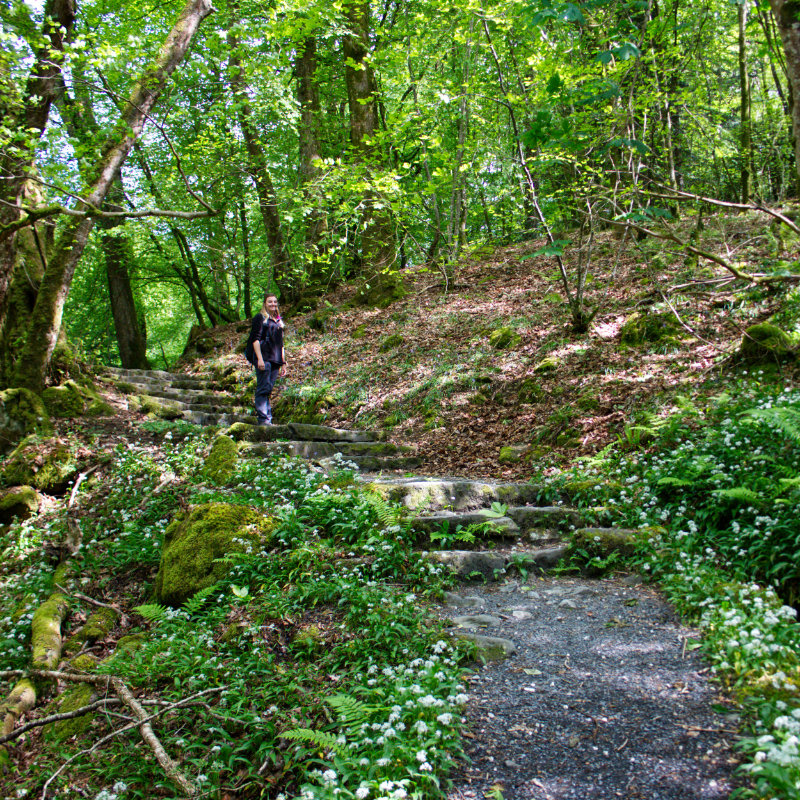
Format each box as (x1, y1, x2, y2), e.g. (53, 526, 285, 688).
(545, 373, 800, 800)
(0, 432, 468, 800)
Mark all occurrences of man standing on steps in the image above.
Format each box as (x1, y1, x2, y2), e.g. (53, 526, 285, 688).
(245, 292, 287, 426)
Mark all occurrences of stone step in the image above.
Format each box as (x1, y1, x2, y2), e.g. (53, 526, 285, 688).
(361, 476, 562, 511)
(106, 368, 210, 389)
(425, 546, 568, 581)
(409, 508, 570, 547)
(240, 440, 413, 460)
(115, 383, 244, 408)
(318, 454, 423, 472)
(224, 421, 385, 444)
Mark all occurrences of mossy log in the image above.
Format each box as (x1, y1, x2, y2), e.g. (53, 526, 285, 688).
(0, 579, 70, 746)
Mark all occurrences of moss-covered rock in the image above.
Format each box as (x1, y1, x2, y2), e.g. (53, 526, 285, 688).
(76, 607, 118, 644)
(69, 653, 100, 672)
(292, 624, 324, 654)
(0, 388, 52, 455)
(488, 326, 521, 350)
(0, 436, 78, 493)
(155, 503, 276, 607)
(115, 633, 147, 656)
(739, 322, 794, 362)
(379, 333, 405, 352)
(351, 324, 367, 339)
(354, 273, 407, 309)
(45, 683, 95, 742)
(619, 311, 683, 346)
(136, 394, 184, 420)
(533, 356, 560, 374)
(517, 378, 544, 404)
(0, 485, 39, 524)
(498, 445, 529, 464)
(42, 381, 85, 418)
(202, 435, 239, 484)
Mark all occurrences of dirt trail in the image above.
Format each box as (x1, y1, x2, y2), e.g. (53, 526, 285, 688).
(441, 575, 740, 800)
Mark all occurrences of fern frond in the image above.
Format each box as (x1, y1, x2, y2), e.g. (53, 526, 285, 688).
(713, 487, 762, 504)
(777, 476, 800, 494)
(327, 694, 374, 725)
(744, 406, 800, 444)
(134, 603, 168, 622)
(656, 476, 694, 488)
(364, 492, 403, 526)
(281, 728, 348, 758)
(183, 584, 219, 614)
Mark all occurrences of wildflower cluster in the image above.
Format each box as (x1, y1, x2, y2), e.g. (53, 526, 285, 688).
(546, 377, 800, 800)
(295, 641, 467, 800)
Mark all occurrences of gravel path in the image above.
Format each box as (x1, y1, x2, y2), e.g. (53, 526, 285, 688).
(441, 575, 741, 800)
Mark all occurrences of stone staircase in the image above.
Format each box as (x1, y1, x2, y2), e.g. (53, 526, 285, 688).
(105, 367, 421, 472)
(107, 367, 601, 586)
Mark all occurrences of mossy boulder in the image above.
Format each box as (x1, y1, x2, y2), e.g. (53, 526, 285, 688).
(75, 607, 118, 644)
(0, 485, 39, 524)
(0, 388, 52, 455)
(488, 326, 521, 350)
(380, 333, 405, 352)
(351, 324, 367, 340)
(155, 503, 276, 607)
(0, 436, 78, 493)
(42, 381, 85, 418)
(619, 311, 683, 346)
(202, 435, 239, 484)
(739, 323, 794, 363)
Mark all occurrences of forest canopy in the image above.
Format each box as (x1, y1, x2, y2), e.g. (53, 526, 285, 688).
(2, 0, 800, 386)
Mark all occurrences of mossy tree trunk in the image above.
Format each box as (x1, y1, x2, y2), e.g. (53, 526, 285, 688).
(12, 0, 214, 393)
(0, 0, 75, 338)
(770, 0, 800, 186)
(343, 0, 397, 281)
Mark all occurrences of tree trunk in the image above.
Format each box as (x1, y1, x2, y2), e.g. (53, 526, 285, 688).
(295, 35, 329, 280)
(739, 0, 753, 202)
(227, 18, 292, 295)
(13, 0, 213, 392)
(0, 0, 76, 338)
(343, 0, 396, 280)
(770, 0, 800, 186)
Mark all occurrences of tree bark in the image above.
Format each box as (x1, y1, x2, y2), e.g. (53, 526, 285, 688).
(227, 15, 292, 295)
(770, 0, 800, 186)
(739, 0, 753, 202)
(295, 35, 329, 278)
(343, 0, 396, 282)
(0, 0, 76, 337)
(13, 0, 214, 392)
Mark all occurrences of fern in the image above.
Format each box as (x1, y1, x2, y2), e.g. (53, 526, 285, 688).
(744, 406, 800, 444)
(327, 693, 374, 725)
(183, 584, 219, 614)
(777, 476, 800, 495)
(713, 487, 762, 504)
(656, 476, 695, 488)
(281, 728, 348, 758)
(134, 603, 168, 622)
(364, 492, 403, 526)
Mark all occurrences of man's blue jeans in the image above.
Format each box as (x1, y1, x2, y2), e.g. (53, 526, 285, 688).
(254, 363, 278, 423)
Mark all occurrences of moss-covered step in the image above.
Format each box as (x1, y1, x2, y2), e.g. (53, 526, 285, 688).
(240, 440, 412, 460)
(506, 506, 585, 531)
(425, 546, 567, 581)
(117, 383, 244, 409)
(410, 510, 521, 542)
(362, 477, 558, 512)
(224, 421, 384, 443)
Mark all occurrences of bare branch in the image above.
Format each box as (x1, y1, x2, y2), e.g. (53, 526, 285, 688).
(0, 698, 123, 745)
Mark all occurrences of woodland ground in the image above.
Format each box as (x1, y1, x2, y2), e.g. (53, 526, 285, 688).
(176, 213, 800, 480)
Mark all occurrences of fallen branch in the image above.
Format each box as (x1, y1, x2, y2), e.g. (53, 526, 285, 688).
(67, 464, 99, 509)
(0, 698, 123, 745)
(111, 676, 197, 796)
(39, 685, 225, 800)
